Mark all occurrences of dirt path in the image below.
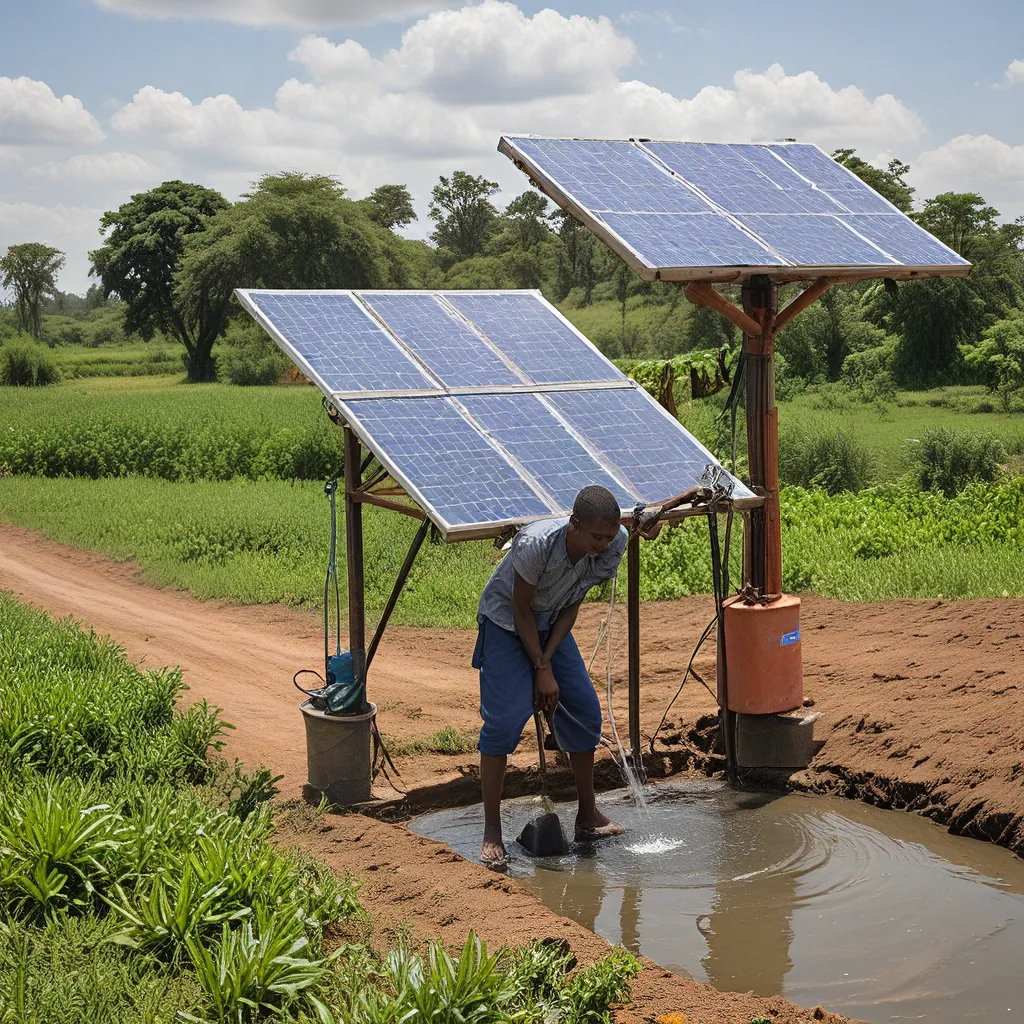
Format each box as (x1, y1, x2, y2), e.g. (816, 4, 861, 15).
(5, 522, 1024, 1020)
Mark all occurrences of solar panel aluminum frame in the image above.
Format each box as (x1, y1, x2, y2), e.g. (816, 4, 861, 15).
(497, 134, 973, 285)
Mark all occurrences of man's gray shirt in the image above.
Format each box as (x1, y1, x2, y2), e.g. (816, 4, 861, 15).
(477, 518, 628, 634)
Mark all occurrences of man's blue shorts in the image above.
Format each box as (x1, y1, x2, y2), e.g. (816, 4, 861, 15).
(473, 616, 602, 756)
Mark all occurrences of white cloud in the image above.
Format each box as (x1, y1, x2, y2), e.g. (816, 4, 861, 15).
(997, 58, 1024, 87)
(38, 151, 162, 183)
(93, 0, 455, 29)
(290, 2, 636, 103)
(913, 134, 1024, 218)
(0, 77, 103, 146)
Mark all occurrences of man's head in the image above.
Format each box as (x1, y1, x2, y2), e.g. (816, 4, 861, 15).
(568, 485, 621, 557)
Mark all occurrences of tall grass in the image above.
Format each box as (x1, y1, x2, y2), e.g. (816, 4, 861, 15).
(0, 378, 344, 481)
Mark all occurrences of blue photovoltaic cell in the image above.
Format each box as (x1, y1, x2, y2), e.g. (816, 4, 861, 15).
(547, 387, 752, 504)
(767, 143, 860, 191)
(446, 293, 624, 384)
(513, 137, 712, 214)
(357, 293, 520, 388)
(246, 292, 437, 393)
(459, 393, 637, 511)
(741, 214, 895, 266)
(839, 215, 963, 266)
(503, 137, 971, 271)
(600, 213, 782, 268)
(342, 397, 550, 527)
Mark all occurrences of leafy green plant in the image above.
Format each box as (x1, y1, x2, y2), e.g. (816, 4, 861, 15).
(0, 778, 124, 918)
(0, 339, 59, 386)
(561, 947, 641, 1024)
(779, 422, 873, 493)
(184, 909, 331, 1023)
(913, 427, 1005, 496)
(108, 862, 247, 958)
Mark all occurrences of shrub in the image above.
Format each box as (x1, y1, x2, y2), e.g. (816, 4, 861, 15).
(913, 427, 1004, 497)
(220, 321, 291, 386)
(0, 340, 59, 386)
(779, 423, 873, 493)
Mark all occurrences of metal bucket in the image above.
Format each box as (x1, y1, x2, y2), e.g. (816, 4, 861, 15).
(299, 699, 376, 805)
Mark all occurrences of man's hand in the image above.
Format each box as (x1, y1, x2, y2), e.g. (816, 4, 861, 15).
(534, 664, 559, 714)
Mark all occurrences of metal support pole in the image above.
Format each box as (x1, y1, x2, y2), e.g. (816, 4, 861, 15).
(343, 426, 366, 692)
(365, 516, 430, 671)
(627, 531, 642, 777)
(742, 275, 781, 597)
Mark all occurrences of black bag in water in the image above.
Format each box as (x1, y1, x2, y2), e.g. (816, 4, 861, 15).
(516, 812, 570, 857)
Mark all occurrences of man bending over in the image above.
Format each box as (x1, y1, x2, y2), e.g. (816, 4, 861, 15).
(472, 484, 627, 870)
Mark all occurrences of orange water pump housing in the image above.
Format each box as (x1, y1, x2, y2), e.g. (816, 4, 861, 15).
(722, 593, 803, 715)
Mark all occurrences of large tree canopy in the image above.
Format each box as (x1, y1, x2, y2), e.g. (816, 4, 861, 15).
(365, 184, 417, 231)
(177, 172, 396, 303)
(89, 180, 230, 382)
(1, 242, 66, 339)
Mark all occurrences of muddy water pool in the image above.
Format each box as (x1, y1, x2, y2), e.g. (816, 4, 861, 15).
(411, 782, 1024, 1023)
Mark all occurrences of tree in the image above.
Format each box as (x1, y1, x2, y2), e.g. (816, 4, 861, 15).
(177, 173, 392, 308)
(365, 184, 417, 230)
(428, 171, 499, 262)
(501, 191, 551, 251)
(962, 312, 1024, 410)
(832, 149, 914, 213)
(550, 210, 597, 304)
(0, 243, 65, 339)
(90, 181, 230, 382)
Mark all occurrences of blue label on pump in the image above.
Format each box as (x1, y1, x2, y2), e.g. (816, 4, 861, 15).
(781, 628, 800, 647)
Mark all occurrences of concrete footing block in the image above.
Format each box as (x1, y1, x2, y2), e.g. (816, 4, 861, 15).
(735, 707, 819, 769)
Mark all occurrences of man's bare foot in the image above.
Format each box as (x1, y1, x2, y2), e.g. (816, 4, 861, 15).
(574, 808, 623, 841)
(481, 828, 507, 870)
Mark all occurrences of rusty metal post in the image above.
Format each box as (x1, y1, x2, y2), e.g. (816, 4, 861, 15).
(343, 426, 366, 691)
(742, 276, 781, 597)
(627, 531, 642, 776)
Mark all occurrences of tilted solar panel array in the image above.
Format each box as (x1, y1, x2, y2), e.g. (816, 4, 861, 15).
(498, 136, 971, 281)
(237, 288, 752, 537)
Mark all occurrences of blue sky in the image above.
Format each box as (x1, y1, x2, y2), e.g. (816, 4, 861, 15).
(2, 0, 1022, 292)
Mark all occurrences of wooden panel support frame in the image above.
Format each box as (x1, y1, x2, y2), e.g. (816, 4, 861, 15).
(684, 281, 761, 337)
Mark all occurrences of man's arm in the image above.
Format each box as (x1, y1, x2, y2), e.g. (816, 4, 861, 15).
(542, 601, 583, 664)
(512, 571, 560, 714)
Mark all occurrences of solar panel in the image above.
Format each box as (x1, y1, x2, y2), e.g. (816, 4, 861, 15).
(498, 135, 971, 281)
(237, 286, 753, 538)
(445, 292, 625, 384)
(239, 291, 439, 395)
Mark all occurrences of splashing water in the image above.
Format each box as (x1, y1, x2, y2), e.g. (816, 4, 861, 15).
(592, 578, 648, 813)
(625, 836, 686, 855)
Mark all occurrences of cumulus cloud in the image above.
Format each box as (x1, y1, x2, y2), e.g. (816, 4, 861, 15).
(290, 2, 635, 103)
(0, 77, 103, 146)
(997, 58, 1024, 87)
(913, 134, 1024, 218)
(93, 0, 455, 29)
(38, 151, 161, 183)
